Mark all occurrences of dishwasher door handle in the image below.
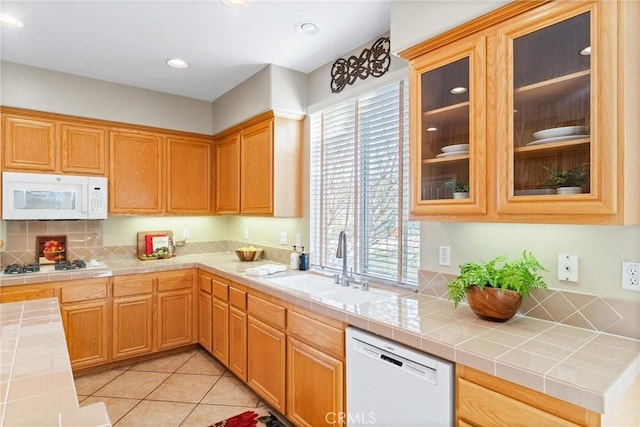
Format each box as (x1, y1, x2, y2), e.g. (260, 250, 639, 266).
(380, 353, 403, 367)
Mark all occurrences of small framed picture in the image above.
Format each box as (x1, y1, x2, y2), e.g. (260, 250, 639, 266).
(37, 235, 67, 264)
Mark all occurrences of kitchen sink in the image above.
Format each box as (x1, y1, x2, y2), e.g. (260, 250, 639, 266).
(263, 273, 398, 306)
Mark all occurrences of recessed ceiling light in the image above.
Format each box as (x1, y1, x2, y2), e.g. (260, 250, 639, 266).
(295, 21, 320, 36)
(222, 0, 252, 9)
(426, 127, 438, 132)
(580, 46, 591, 56)
(0, 14, 24, 28)
(166, 58, 189, 69)
(449, 87, 467, 95)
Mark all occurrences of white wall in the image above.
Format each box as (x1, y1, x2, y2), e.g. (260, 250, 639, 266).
(389, 0, 511, 54)
(102, 217, 229, 247)
(211, 64, 307, 134)
(0, 62, 213, 134)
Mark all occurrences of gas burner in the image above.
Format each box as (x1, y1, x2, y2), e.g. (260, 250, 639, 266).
(54, 259, 87, 271)
(3, 263, 40, 275)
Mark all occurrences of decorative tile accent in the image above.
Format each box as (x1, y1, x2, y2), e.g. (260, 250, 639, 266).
(419, 268, 640, 340)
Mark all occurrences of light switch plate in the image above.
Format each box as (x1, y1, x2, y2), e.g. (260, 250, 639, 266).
(558, 253, 579, 282)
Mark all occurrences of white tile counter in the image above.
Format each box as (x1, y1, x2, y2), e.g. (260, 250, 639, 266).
(0, 298, 110, 427)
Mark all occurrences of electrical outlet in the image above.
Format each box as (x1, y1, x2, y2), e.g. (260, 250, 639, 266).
(622, 261, 640, 291)
(439, 246, 451, 266)
(182, 229, 190, 239)
(295, 233, 302, 247)
(280, 231, 288, 245)
(557, 253, 579, 282)
(244, 228, 249, 240)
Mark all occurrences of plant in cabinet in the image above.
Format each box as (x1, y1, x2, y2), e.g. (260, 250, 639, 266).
(442, 179, 469, 199)
(447, 251, 548, 321)
(543, 163, 590, 194)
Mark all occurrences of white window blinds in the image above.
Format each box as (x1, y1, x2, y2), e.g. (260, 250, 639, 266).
(310, 80, 419, 286)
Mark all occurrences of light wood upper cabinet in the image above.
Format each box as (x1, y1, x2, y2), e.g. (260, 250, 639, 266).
(3, 113, 57, 172)
(401, 0, 639, 224)
(60, 122, 107, 175)
(167, 136, 213, 215)
(1, 109, 107, 175)
(215, 111, 303, 217)
(109, 129, 165, 214)
(215, 133, 241, 214)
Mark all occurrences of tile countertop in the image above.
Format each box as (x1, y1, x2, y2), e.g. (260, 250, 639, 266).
(0, 298, 111, 426)
(1, 252, 639, 416)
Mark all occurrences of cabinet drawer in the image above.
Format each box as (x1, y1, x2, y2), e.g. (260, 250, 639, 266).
(229, 286, 246, 310)
(287, 310, 344, 359)
(213, 277, 229, 301)
(113, 277, 154, 297)
(157, 270, 193, 292)
(247, 294, 285, 330)
(199, 273, 212, 294)
(458, 378, 580, 426)
(0, 285, 55, 303)
(60, 280, 107, 303)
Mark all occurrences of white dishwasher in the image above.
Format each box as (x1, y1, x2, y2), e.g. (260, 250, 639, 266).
(346, 327, 453, 427)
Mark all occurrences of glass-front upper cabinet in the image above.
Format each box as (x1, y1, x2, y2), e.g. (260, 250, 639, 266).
(495, 1, 617, 216)
(409, 36, 486, 216)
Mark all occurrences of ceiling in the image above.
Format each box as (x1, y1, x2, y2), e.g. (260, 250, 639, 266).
(0, 0, 392, 102)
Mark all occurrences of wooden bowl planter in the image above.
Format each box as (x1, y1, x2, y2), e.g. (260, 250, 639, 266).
(447, 251, 548, 323)
(466, 286, 523, 322)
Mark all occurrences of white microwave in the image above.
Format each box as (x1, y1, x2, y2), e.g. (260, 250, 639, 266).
(2, 172, 108, 220)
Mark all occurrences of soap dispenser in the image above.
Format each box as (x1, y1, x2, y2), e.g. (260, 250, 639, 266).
(290, 246, 299, 270)
(298, 246, 309, 271)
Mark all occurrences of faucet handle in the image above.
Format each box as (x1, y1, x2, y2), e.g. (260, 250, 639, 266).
(334, 273, 341, 285)
(361, 281, 369, 291)
(349, 267, 354, 279)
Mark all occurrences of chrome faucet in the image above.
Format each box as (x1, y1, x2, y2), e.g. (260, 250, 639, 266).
(335, 231, 349, 286)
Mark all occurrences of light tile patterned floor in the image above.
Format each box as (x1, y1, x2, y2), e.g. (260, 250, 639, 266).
(75, 349, 276, 427)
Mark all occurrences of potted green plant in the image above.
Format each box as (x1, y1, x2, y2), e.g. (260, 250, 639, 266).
(544, 163, 590, 194)
(447, 251, 548, 321)
(442, 179, 469, 199)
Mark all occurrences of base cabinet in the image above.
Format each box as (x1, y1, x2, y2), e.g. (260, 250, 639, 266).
(59, 279, 110, 370)
(157, 270, 195, 350)
(247, 315, 286, 413)
(228, 306, 247, 381)
(287, 337, 344, 427)
(456, 364, 600, 427)
(198, 271, 214, 352)
(112, 275, 155, 360)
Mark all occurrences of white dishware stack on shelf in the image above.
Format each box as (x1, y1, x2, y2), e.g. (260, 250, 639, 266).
(436, 143, 469, 158)
(526, 126, 589, 146)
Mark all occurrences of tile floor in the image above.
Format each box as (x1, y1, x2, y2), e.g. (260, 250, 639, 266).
(75, 349, 282, 426)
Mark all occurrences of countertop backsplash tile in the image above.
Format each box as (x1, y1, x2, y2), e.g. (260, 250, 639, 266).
(420, 268, 640, 340)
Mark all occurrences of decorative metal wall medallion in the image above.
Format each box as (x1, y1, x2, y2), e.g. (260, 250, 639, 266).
(330, 37, 391, 93)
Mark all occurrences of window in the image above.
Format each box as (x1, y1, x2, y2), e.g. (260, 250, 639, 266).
(310, 80, 420, 286)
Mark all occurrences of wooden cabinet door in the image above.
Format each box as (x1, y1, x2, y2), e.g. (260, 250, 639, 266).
(167, 136, 212, 215)
(287, 337, 344, 427)
(61, 300, 110, 370)
(60, 122, 107, 175)
(112, 294, 154, 360)
(212, 298, 229, 366)
(109, 129, 165, 214)
(247, 315, 286, 413)
(240, 120, 273, 215)
(157, 289, 194, 350)
(198, 290, 213, 353)
(408, 35, 487, 216)
(215, 133, 240, 214)
(3, 114, 57, 171)
(228, 305, 247, 381)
